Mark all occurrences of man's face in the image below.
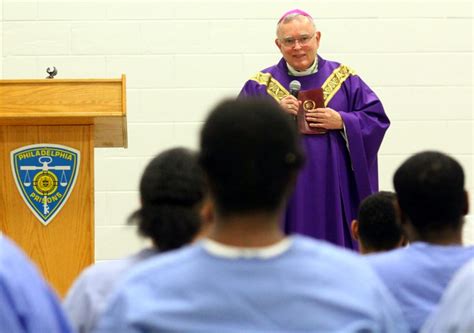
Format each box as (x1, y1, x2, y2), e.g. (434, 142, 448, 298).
(275, 17, 320, 71)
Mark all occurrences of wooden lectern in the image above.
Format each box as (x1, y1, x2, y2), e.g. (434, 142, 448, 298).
(0, 76, 127, 296)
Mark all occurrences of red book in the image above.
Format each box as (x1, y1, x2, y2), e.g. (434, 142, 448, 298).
(296, 88, 327, 135)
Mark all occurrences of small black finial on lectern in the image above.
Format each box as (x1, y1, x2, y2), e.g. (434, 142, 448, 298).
(46, 67, 58, 79)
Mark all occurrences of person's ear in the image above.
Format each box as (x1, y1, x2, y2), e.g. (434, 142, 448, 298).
(397, 235, 408, 248)
(199, 196, 214, 226)
(193, 196, 215, 241)
(275, 38, 282, 50)
(351, 220, 359, 241)
(315, 31, 321, 43)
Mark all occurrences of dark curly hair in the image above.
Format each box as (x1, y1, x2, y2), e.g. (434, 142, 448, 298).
(199, 98, 304, 216)
(357, 191, 403, 251)
(394, 151, 466, 235)
(129, 147, 205, 251)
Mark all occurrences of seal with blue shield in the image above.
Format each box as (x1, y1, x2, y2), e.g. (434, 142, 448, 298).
(11, 144, 80, 225)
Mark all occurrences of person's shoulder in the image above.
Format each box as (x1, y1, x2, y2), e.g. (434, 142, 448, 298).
(0, 236, 36, 278)
(102, 245, 203, 304)
(67, 249, 157, 298)
(124, 244, 202, 283)
(455, 257, 474, 280)
(365, 245, 409, 266)
(365, 246, 425, 280)
(319, 55, 357, 77)
(320, 56, 341, 69)
(291, 235, 368, 269)
(72, 256, 134, 289)
(0, 237, 73, 332)
(292, 235, 357, 256)
(442, 244, 474, 264)
(464, 245, 474, 258)
(434, 244, 474, 260)
(261, 63, 280, 75)
(291, 236, 390, 295)
(462, 244, 474, 253)
(245, 59, 282, 80)
(0, 236, 23, 260)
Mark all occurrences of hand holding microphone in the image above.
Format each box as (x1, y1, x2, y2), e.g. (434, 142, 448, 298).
(280, 80, 301, 116)
(289, 80, 301, 98)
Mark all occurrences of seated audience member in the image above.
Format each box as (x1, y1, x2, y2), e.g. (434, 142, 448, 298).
(367, 151, 474, 332)
(64, 147, 208, 333)
(0, 235, 73, 333)
(351, 191, 407, 254)
(94, 98, 408, 332)
(421, 258, 474, 333)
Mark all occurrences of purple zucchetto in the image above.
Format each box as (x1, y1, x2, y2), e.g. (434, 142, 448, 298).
(278, 9, 313, 24)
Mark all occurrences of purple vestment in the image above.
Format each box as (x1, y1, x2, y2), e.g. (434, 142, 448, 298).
(239, 56, 389, 249)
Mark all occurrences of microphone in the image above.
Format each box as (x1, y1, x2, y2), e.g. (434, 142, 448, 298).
(289, 80, 301, 98)
(289, 80, 301, 121)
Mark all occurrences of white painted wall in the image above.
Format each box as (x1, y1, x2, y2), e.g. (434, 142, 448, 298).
(1, 0, 473, 259)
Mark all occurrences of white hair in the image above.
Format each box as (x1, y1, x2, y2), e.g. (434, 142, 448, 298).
(276, 14, 317, 37)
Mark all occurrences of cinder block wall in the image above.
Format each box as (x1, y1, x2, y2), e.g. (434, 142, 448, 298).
(2, 0, 472, 260)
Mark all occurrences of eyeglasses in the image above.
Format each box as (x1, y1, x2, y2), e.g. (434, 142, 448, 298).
(279, 33, 315, 48)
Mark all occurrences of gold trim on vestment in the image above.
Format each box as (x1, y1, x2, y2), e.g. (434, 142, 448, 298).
(321, 65, 355, 106)
(250, 64, 355, 105)
(250, 72, 289, 102)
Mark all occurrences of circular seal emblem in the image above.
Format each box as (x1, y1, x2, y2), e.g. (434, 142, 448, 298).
(303, 100, 316, 111)
(33, 171, 59, 196)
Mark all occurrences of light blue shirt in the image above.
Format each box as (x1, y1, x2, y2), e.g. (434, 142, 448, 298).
(94, 236, 408, 333)
(0, 236, 72, 333)
(367, 242, 474, 332)
(63, 248, 157, 333)
(421, 258, 474, 333)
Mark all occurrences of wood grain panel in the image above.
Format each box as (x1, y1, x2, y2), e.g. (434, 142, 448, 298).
(0, 77, 127, 147)
(0, 125, 94, 296)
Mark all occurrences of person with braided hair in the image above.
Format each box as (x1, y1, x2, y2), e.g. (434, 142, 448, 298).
(63, 147, 209, 333)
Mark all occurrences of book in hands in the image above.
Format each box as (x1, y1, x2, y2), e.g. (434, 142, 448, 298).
(296, 88, 327, 135)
